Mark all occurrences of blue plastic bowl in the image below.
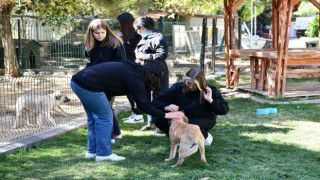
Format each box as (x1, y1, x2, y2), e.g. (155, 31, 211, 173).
(265, 108, 278, 114)
(256, 109, 269, 115)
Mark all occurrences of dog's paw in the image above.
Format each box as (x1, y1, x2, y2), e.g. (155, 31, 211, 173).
(165, 158, 174, 161)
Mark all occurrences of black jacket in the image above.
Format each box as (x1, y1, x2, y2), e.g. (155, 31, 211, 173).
(123, 32, 141, 61)
(71, 61, 165, 118)
(85, 41, 127, 67)
(152, 82, 229, 120)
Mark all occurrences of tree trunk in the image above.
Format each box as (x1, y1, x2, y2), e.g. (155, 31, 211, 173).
(1, 4, 20, 77)
(137, 0, 148, 16)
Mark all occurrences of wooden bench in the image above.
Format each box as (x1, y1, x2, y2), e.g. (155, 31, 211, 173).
(229, 48, 276, 87)
(266, 53, 320, 96)
(229, 48, 320, 90)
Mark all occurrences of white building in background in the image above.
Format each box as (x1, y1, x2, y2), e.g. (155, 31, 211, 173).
(294, 15, 317, 38)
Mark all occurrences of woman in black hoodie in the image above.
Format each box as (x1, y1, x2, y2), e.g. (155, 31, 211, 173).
(152, 68, 229, 146)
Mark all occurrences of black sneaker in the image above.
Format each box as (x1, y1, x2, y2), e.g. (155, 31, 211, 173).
(139, 125, 155, 131)
(154, 128, 165, 136)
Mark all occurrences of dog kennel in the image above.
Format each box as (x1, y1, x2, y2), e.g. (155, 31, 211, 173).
(0, 39, 42, 69)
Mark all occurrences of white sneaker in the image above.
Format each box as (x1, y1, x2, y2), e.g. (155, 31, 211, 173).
(95, 153, 126, 162)
(111, 139, 115, 144)
(114, 134, 122, 139)
(122, 112, 136, 121)
(205, 133, 213, 146)
(123, 114, 144, 124)
(85, 151, 96, 159)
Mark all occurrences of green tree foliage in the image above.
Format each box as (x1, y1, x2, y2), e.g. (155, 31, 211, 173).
(305, 16, 319, 37)
(159, 0, 223, 15)
(293, 0, 319, 17)
(237, 0, 271, 22)
(14, 0, 224, 19)
(16, 0, 92, 16)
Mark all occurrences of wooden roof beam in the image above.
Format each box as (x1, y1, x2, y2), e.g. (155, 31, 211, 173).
(309, 0, 320, 10)
(232, 0, 245, 11)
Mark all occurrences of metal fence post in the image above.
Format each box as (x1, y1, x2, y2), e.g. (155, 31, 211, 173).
(158, 16, 163, 33)
(17, 18, 23, 67)
(212, 18, 217, 73)
(200, 17, 207, 71)
(238, 18, 242, 49)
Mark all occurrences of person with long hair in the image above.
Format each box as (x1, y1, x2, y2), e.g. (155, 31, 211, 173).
(131, 16, 169, 134)
(152, 68, 229, 146)
(84, 18, 126, 67)
(84, 18, 126, 143)
(70, 60, 184, 162)
(116, 13, 144, 123)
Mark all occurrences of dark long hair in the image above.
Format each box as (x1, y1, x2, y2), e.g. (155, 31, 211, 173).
(183, 68, 207, 104)
(117, 13, 135, 43)
(142, 61, 164, 94)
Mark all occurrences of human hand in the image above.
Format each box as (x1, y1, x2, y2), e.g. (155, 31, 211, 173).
(164, 104, 179, 112)
(165, 111, 184, 120)
(203, 86, 213, 103)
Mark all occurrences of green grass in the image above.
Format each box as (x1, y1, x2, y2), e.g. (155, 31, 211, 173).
(1, 89, 320, 179)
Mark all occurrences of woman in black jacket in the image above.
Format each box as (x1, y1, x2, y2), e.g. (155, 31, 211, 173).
(152, 68, 229, 146)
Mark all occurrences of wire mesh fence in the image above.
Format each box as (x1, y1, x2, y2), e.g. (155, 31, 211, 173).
(0, 74, 85, 146)
(0, 15, 94, 146)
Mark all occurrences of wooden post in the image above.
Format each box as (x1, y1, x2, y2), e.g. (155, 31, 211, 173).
(200, 17, 207, 71)
(224, 0, 231, 88)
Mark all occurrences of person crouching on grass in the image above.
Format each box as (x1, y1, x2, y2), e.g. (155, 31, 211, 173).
(152, 68, 229, 146)
(70, 60, 184, 162)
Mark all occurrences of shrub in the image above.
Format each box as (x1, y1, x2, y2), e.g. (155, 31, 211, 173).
(305, 16, 319, 37)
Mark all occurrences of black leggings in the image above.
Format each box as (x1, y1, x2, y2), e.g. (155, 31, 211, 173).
(109, 96, 121, 136)
(154, 117, 216, 139)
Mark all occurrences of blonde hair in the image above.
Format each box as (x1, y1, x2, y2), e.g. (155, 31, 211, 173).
(85, 19, 122, 51)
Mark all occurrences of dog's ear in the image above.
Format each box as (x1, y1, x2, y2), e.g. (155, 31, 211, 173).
(183, 116, 188, 123)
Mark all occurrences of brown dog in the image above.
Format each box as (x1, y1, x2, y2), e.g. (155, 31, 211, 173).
(165, 114, 207, 167)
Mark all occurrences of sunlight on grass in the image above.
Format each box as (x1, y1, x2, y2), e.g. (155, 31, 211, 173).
(240, 121, 320, 152)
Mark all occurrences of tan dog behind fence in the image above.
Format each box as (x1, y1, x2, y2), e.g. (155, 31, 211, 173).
(13, 90, 70, 129)
(165, 114, 207, 167)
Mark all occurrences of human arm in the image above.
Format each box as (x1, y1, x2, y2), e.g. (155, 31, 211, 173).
(152, 82, 181, 111)
(84, 50, 91, 66)
(205, 86, 229, 115)
(203, 86, 213, 103)
(123, 32, 141, 60)
(125, 73, 182, 119)
(150, 34, 168, 61)
(135, 32, 168, 62)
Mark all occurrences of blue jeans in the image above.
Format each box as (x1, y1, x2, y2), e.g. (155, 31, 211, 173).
(70, 81, 113, 156)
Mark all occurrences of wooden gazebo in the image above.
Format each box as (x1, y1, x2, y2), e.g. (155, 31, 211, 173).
(224, 0, 320, 98)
